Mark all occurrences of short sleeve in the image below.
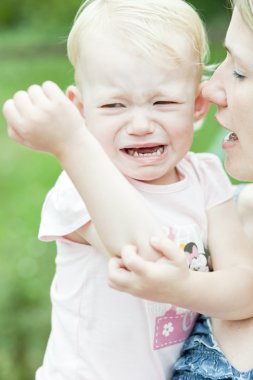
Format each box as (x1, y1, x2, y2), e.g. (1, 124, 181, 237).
(39, 171, 90, 241)
(188, 153, 233, 210)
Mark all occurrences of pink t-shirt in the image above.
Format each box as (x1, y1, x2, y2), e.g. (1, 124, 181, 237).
(36, 152, 232, 380)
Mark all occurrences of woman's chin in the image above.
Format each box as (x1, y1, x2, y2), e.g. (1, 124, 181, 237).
(224, 157, 253, 182)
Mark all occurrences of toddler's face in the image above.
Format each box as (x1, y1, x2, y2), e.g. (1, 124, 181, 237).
(76, 32, 201, 185)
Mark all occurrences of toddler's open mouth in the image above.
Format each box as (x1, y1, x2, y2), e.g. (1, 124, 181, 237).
(122, 145, 165, 157)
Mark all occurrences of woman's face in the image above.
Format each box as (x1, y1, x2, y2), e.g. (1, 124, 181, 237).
(203, 7, 253, 181)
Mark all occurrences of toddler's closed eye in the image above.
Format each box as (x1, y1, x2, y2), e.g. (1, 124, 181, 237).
(101, 103, 126, 108)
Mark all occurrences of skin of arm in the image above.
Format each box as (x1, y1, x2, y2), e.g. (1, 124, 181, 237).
(237, 184, 253, 247)
(2, 81, 163, 260)
(5, 82, 253, 320)
(108, 199, 253, 320)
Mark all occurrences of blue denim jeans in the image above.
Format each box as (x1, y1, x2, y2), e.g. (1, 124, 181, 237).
(172, 315, 253, 380)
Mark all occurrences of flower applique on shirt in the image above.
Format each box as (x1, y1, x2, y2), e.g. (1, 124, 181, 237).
(154, 306, 197, 350)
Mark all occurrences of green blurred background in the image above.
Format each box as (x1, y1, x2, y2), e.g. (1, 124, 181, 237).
(0, 1, 232, 378)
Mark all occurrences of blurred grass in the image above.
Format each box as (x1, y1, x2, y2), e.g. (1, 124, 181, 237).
(0, 21, 232, 380)
(0, 33, 74, 379)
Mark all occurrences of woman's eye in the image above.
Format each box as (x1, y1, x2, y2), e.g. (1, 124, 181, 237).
(101, 103, 125, 108)
(233, 70, 245, 81)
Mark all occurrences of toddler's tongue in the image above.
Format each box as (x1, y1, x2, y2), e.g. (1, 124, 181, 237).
(134, 146, 160, 153)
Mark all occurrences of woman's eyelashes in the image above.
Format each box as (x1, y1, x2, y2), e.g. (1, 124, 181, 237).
(233, 70, 246, 81)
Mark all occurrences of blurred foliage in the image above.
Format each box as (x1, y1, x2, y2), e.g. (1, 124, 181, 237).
(0, 0, 81, 30)
(0, 1, 233, 379)
(0, 50, 74, 380)
(0, 0, 231, 37)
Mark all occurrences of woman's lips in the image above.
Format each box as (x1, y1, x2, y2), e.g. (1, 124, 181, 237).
(222, 132, 239, 150)
(214, 114, 239, 146)
(223, 132, 239, 142)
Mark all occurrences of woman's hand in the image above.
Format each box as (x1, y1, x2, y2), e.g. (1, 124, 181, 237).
(108, 236, 191, 305)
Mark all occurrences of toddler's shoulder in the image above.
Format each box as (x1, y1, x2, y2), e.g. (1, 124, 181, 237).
(184, 152, 233, 209)
(39, 171, 90, 241)
(185, 152, 224, 172)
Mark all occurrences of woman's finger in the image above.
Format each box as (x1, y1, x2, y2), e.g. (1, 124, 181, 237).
(150, 236, 182, 262)
(108, 257, 134, 290)
(121, 245, 149, 276)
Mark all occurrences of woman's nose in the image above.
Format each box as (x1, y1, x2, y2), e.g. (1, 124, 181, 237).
(202, 66, 227, 108)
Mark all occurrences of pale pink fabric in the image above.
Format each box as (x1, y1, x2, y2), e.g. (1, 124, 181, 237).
(36, 152, 232, 380)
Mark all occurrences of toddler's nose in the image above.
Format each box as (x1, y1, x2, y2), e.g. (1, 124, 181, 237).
(127, 113, 155, 135)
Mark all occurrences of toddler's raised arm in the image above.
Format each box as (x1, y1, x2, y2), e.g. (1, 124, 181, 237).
(3, 81, 164, 260)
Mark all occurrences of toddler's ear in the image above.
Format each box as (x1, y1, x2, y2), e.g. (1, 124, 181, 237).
(66, 85, 85, 116)
(194, 82, 210, 122)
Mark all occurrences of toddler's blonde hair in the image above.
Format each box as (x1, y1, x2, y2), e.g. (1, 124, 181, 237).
(67, 0, 209, 82)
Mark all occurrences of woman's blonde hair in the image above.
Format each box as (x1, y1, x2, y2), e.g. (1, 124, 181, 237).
(67, 0, 209, 80)
(230, 0, 253, 31)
